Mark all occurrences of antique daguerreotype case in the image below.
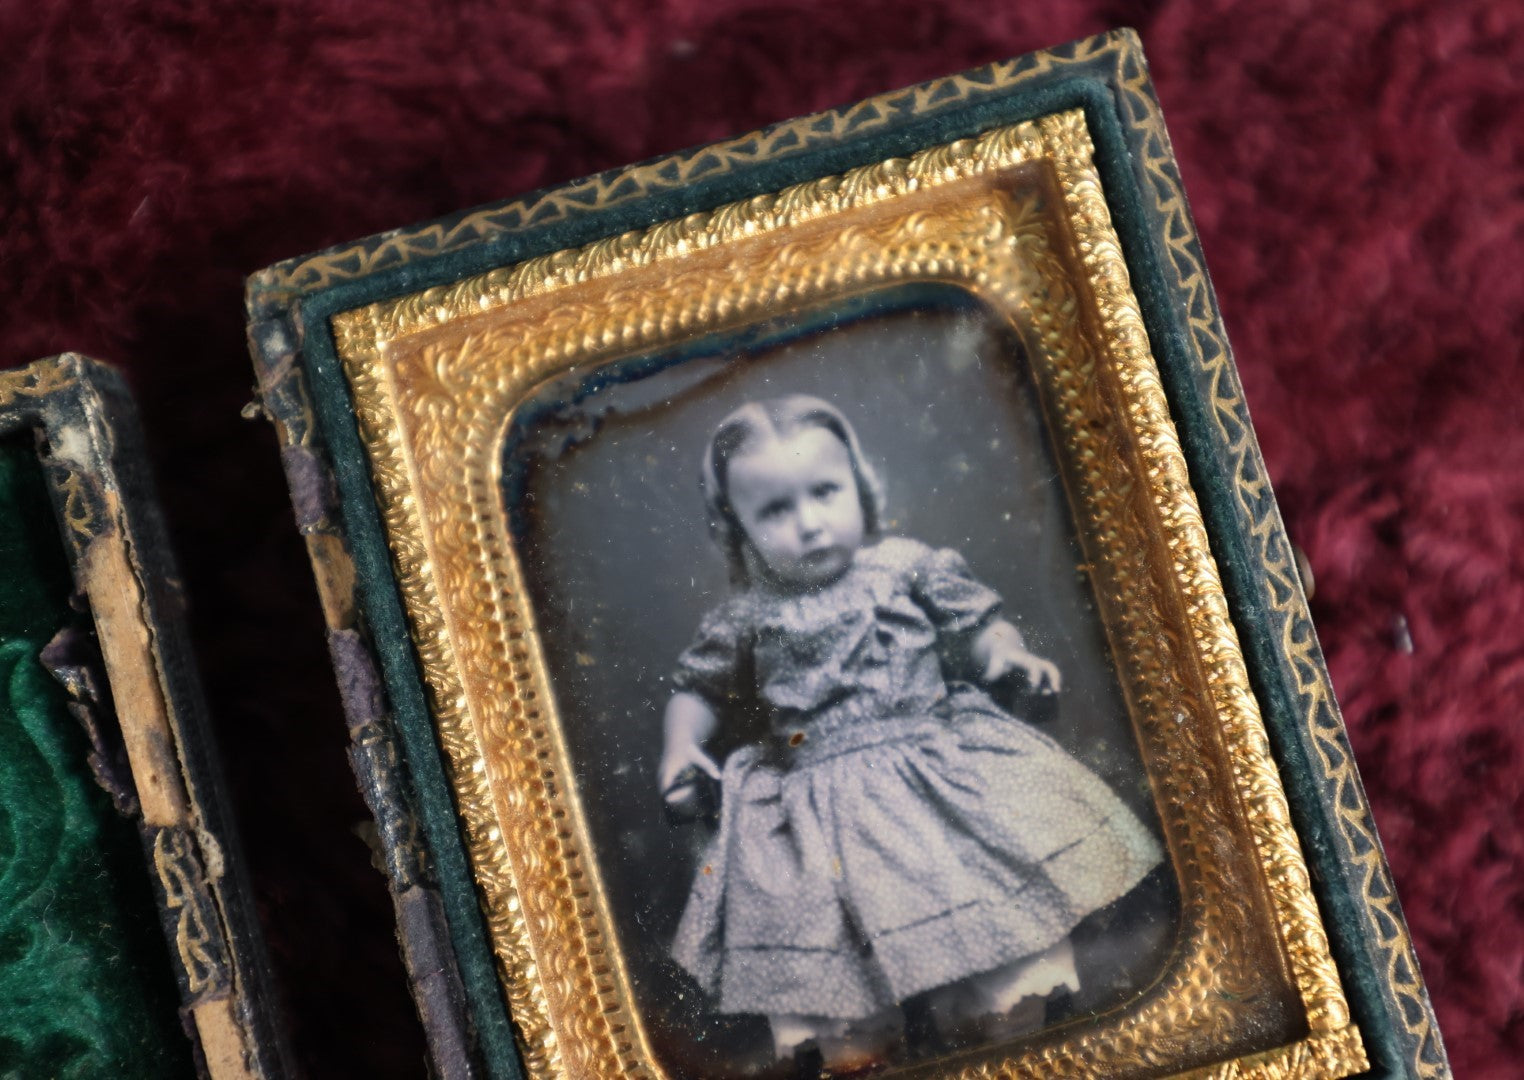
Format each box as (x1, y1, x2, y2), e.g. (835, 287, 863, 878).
(0, 356, 289, 1079)
(246, 30, 1447, 1080)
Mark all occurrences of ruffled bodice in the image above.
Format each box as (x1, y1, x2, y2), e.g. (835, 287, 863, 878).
(672, 537, 1000, 739)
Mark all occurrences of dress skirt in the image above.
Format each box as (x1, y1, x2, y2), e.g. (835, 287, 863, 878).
(670, 687, 1165, 1020)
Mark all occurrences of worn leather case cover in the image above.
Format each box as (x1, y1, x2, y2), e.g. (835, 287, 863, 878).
(0, 355, 290, 1080)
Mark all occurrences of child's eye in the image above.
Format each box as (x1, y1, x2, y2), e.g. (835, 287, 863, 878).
(811, 482, 841, 499)
(757, 499, 791, 521)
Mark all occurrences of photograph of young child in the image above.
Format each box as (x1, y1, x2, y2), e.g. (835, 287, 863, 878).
(504, 290, 1177, 1077)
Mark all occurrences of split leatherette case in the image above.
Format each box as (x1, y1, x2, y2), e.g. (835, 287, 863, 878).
(0, 355, 290, 1079)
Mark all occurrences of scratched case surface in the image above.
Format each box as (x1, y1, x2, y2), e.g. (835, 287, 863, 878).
(246, 29, 1446, 1080)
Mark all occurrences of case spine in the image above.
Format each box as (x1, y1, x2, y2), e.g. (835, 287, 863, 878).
(246, 321, 479, 1080)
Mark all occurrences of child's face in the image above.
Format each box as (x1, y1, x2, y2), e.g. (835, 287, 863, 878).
(727, 426, 865, 589)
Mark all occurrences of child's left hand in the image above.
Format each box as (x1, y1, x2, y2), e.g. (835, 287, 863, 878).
(981, 633, 1062, 694)
(985, 646, 1062, 693)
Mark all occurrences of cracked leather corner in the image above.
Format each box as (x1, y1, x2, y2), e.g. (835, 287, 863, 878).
(247, 319, 296, 390)
(247, 317, 316, 448)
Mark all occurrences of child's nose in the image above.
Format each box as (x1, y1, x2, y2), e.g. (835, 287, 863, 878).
(796, 503, 824, 538)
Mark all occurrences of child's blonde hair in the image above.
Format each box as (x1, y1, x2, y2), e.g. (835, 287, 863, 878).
(701, 394, 886, 585)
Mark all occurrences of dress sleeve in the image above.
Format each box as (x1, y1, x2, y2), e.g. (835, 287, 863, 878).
(670, 601, 749, 706)
(910, 545, 1004, 637)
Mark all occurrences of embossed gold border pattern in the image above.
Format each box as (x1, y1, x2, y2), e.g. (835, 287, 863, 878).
(1047, 129, 1353, 1038)
(333, 111, 1367, 1079)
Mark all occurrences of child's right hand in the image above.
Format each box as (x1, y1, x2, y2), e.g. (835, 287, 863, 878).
(658, 741, 722, 804)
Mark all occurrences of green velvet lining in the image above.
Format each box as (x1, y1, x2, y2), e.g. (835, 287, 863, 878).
(0, 438, 192, 1079)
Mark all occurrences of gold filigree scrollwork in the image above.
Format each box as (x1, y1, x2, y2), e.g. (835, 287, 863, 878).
(151, 825, 231, 998)
(0, 361, 79, 411)
(333, 111, 1366, 1079)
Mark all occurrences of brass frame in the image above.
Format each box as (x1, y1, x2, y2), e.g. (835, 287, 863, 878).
(330, 111, 1367, 1078)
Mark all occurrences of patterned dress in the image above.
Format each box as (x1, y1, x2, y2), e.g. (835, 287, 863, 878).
(670, 537, 1163, 1021)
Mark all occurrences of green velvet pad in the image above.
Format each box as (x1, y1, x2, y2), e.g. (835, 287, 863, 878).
(0, 438, 192, 1078)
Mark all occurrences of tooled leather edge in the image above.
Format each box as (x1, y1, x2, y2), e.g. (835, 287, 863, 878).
(7, 353, 293, 1080)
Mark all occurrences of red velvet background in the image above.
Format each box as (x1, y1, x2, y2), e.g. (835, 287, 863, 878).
(2, 2, 1519, 1076)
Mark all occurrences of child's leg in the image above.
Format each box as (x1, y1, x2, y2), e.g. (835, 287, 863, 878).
(770, 1014, 834, 1059)
(965, 937, 1078, 1016)
(770, 1008, 903, 1070)
(925, 937, 1080, 1046)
